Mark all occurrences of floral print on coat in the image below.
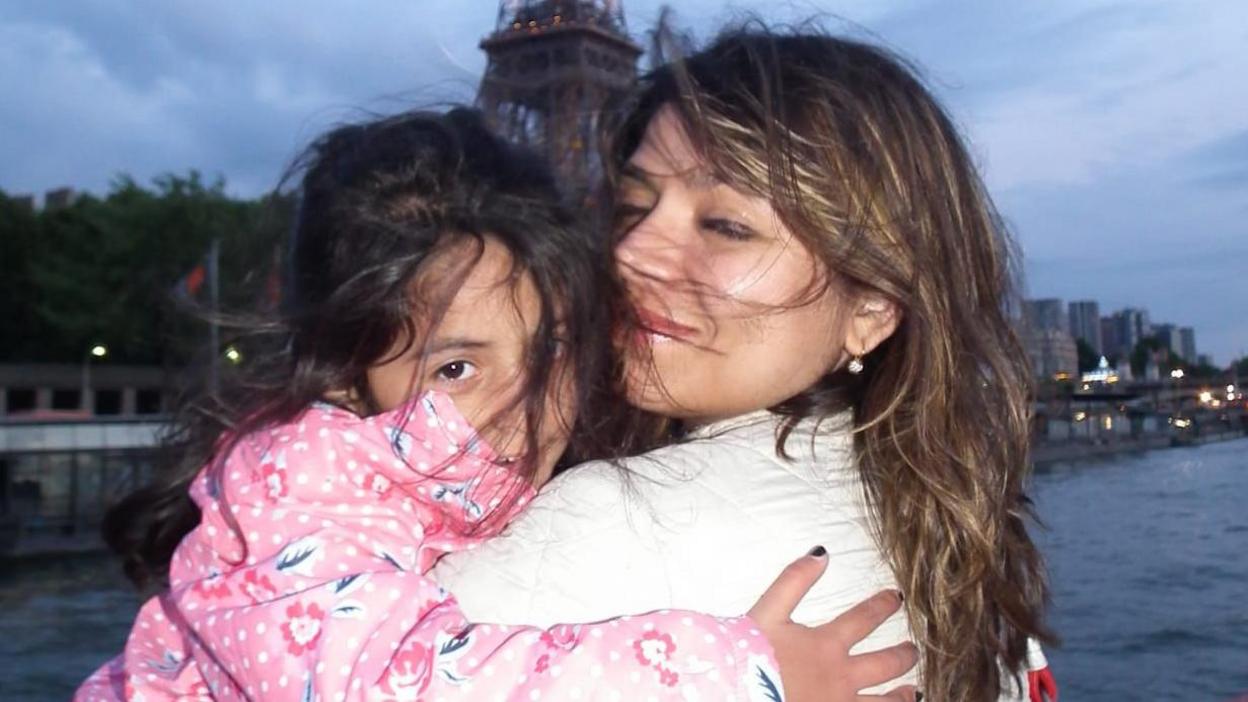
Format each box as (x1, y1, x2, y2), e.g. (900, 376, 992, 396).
(75, 392, 784, 701)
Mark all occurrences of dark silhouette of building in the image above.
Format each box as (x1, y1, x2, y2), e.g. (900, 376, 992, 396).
(477, 0, 642, 192)
(43, 187, 76, 210)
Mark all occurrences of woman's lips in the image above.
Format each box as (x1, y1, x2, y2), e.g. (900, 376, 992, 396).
(633, 307, 698, 342)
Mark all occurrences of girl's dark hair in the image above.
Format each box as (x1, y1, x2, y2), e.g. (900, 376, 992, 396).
(601, 25, 1054, 702)
(104, 107, 613, 591)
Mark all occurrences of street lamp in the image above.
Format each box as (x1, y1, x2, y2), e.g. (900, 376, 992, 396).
(81, 344, 108, 412)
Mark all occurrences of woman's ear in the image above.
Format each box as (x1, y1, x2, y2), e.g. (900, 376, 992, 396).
(846, 294, 901, 357)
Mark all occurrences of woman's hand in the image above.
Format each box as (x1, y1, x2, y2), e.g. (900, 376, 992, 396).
(749, 547, 920, 702)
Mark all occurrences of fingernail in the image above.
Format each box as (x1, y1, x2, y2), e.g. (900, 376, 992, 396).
(915, 692, 923, 701)
(807, 545, 827, 558)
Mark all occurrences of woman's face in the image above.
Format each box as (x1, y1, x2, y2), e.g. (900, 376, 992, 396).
(614, 107, 855, 423)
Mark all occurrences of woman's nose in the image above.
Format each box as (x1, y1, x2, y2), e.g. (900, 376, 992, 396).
(615, 214, 687, 284)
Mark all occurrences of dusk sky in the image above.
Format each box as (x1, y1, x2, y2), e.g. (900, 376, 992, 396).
(2, 1, 1245, 363)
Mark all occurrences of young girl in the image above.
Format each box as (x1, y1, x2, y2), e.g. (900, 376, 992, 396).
(76, 109, 915, 701)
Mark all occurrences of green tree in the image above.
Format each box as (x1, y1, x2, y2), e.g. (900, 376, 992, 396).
(3, 173, 288, 365)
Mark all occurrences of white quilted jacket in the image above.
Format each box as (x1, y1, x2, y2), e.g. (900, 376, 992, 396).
(433, 410, 1035, 699)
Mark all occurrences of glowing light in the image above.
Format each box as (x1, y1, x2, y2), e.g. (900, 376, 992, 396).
(90, 344, 108, 358)
(1170, 369, 1185, 379)
(1102, 416, 1113, 431)
(1199, 391, 1213, 404)
(1073, 411, 1087, 422)
(1173, 418, 1192, 429)
(224, 346, 243, 364)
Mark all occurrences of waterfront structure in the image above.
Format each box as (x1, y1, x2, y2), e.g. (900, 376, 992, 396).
(0, 364, 171, 419)
(0, 416, 163, 556)
(1080, 356, 1122, 385)
(1068, 300, 1102, 354)
(477, 0, 643, 192)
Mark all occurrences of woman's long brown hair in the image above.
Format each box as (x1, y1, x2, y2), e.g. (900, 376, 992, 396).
(603, 26, 1055, 701)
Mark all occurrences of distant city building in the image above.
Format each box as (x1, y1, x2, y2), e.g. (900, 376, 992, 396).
(43, 187, 76, 210)
(1154, 324, 1181, 358)
(1100, 317, 1122, 360)
(1143, 355, 1162, 382)
(1179, 327, 1197, 362)
(9, 194, 35, 212)
(1068, 300, 1102, 353)
(1023, 328, 1079, 381)
(1023, 298, 1067, 333)
(1101, 308, 1151, 359)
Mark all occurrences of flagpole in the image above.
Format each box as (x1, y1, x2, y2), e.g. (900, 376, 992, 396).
(208, 238, 221, 397)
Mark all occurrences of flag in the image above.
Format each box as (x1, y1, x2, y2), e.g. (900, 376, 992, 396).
(172, 261, 207, 300)
(171, 240, 219, 303)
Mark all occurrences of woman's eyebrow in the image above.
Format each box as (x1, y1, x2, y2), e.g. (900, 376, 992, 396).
(619, 163, 653, 185)
(624, 160, 721, 192)
(425, 337, 492, 354)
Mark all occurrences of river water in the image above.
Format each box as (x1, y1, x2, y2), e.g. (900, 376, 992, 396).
(2, 438, 1246, 701)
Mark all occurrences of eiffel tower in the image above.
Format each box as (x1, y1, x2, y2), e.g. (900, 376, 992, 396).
(477, 1, 642, 192)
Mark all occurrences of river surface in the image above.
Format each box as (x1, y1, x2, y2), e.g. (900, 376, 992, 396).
(2, 438, 1246, 701)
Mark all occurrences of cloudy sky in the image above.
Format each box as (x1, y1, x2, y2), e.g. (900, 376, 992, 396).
(2, 1, 1245, 363)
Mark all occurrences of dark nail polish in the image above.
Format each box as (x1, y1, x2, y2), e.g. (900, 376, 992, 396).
(807, 545, 827, 557)
(915, 692, 924, 702)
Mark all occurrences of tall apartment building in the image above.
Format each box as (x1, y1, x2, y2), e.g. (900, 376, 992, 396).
(1101, 307, 1152, 359)
(1154, 324, 1181, 358)
(1179, 327, 1197, 362)
(1022, 298, 1078, 378)
(1068, 300, 1102, 354)
(1023, 298, 1067, 333)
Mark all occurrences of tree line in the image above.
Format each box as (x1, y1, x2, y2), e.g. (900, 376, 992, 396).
(0, 173, 290, 366)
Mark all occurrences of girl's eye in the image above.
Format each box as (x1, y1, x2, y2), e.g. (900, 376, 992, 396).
(435, 360, 478, 382)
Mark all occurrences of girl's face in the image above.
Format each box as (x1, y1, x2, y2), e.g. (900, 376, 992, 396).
(367, 237, 575, 486)
(614, 107, 865, 423)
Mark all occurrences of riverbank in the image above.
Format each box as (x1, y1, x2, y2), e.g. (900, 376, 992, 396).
(1033, 428, 1246, 466)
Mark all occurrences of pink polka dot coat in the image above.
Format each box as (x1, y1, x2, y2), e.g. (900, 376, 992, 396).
(75, 392, 785, 701)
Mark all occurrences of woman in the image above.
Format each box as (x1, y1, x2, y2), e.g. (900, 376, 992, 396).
(433, 27, 1056, 702)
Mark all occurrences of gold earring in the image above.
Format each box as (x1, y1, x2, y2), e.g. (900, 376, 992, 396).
(847, 355, 865, 374)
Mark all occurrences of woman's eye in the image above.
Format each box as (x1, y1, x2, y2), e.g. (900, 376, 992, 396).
(435, 360, 478, 382)
(701, 217, 757, 242)
(613, 202, 651, 224)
